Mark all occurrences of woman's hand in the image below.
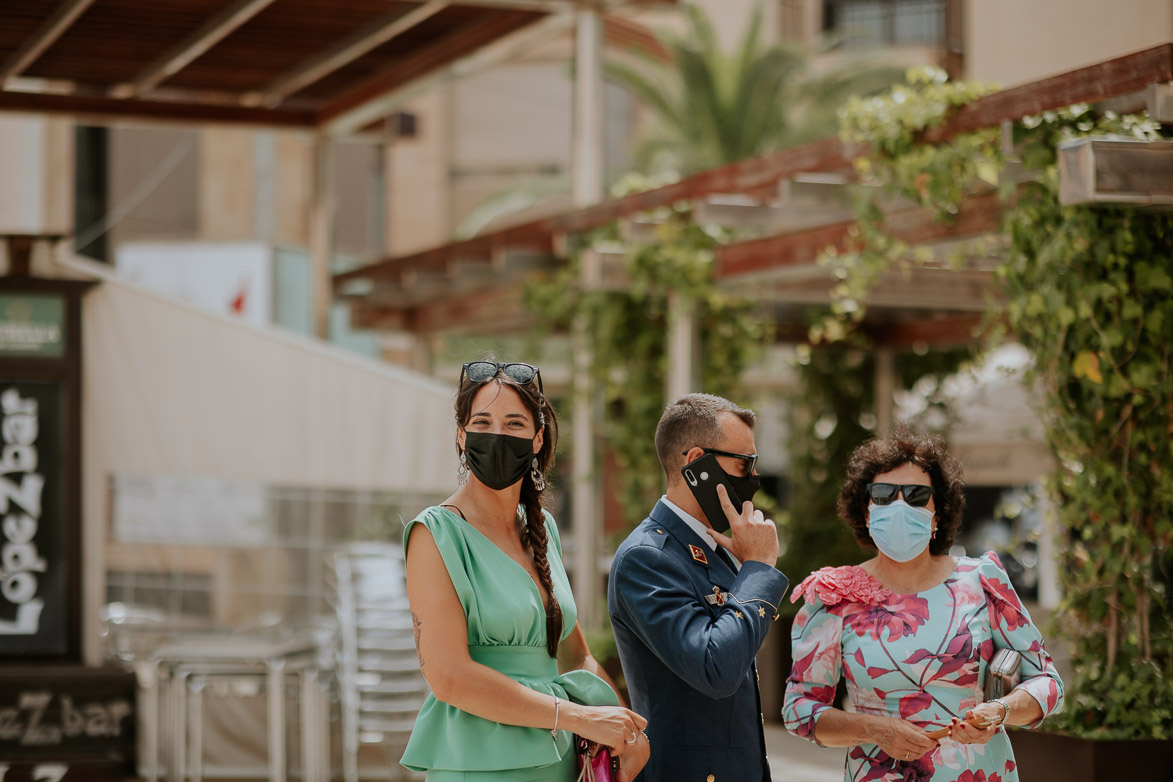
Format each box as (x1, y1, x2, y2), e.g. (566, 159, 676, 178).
(949, 700, 1007, 744)
(568, 703, 648, 751)
(949, 713, 999, 744)
(611, 730, 650, 782)
(871, 715, 939, 761)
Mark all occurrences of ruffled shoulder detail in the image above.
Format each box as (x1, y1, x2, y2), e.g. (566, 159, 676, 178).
(791, 565, 891, 607)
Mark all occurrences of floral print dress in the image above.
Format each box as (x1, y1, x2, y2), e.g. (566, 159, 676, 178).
(783, 552, 1064, 782)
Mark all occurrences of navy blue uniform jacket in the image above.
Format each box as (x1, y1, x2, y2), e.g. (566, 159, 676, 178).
(608, 499, 789, 782)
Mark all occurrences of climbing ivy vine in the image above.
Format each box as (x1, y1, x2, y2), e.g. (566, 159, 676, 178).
(1001, 107, 1172, 740)
(525, 192, 766, 530)
(826, 67, 1173, 740)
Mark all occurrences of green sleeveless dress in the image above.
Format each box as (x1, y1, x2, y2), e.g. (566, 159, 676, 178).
(400, 506, 619, 781)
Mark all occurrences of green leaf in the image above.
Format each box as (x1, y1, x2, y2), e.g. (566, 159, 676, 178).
(1145, 309, 1165, 335)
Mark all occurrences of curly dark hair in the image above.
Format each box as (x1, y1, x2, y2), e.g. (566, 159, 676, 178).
(837, 428, 966, 556)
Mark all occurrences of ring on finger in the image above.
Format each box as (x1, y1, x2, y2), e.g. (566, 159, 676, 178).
(625, 732, 638, 744)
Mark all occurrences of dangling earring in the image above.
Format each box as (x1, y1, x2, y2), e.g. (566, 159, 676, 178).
(457, 451, 469, 485)
(530, 457, 546, 492)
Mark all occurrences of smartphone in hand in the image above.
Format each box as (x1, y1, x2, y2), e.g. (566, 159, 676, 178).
(681, 452, 742, 533)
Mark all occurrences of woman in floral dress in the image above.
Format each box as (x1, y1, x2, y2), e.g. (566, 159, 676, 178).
(783, 430, 1064, 782)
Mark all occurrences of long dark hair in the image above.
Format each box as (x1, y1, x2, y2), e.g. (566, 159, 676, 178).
(455, 368, 563, 656)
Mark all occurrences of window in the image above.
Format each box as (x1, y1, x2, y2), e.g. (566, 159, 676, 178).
(824, 0, 946, 49)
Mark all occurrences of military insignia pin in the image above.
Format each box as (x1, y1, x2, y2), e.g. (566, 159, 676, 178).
(689, 544, 708, 565)
(712, 586, 726, 606)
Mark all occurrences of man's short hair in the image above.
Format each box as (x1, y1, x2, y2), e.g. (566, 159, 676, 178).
(654, 393, 755, 481)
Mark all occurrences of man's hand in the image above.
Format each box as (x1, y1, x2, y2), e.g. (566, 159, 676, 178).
(612, 730, 650, 782)
(706, 483, 779, 565)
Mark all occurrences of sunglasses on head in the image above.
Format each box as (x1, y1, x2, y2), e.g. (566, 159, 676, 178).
(867, 482, 934, 508)
(461, 361, 544, 394)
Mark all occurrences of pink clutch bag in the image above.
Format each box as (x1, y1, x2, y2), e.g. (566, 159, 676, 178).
(575, 737, 618, 782)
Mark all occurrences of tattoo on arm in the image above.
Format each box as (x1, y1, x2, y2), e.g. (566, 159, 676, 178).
(411, 611, 425, 672)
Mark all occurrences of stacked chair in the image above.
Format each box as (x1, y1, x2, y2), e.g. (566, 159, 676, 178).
(328, 542, 428, 782)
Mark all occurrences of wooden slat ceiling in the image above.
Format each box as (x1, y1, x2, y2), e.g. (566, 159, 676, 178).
(333, 43, 1173, 342)
(0, 0, 670, 129)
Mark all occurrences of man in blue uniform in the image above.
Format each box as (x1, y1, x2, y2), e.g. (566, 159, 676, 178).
(609, 393, 788, 781)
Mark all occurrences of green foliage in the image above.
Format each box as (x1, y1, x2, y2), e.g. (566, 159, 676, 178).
(525, 196, 765, 528)
(780, 345, 875, 591)
(999, 107, 1172, 740)
(606, 2, 902, 176)
(829, 68, 1173, 740)
(812, 66, 1001, 344)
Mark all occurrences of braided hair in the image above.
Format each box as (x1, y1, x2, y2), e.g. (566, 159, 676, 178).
(455, 367, 563, 657)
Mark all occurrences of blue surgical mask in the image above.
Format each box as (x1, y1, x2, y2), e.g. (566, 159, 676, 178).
(868, 499, 934, 562)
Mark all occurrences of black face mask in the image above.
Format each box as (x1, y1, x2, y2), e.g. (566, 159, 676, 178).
(464, 431, 535, 490)
(726, 470, 761, 506)
(712, 467, 761, 533)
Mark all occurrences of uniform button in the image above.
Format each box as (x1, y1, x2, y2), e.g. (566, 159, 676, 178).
(761, 713, 765, 725)
(656, 529, 664, 534)
(755, 669, 760, 682)
(706, 775, 715, 782)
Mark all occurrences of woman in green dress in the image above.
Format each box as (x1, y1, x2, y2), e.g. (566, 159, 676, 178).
(402, 361, 650, 781)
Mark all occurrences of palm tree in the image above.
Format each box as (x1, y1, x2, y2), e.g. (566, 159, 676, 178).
(607, 2, 903, 177)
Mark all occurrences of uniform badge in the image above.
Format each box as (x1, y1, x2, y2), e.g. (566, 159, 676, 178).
(704, 586, 730, 606)
(688, 544, 708, 565)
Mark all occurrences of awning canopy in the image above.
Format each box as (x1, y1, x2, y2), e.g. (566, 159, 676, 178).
(0, 0, 670, 134)
(334, 43, 1173, 345)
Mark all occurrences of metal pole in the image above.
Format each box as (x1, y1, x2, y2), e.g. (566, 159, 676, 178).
(571, 5, 605, 630)
(309, 135, 336, 340)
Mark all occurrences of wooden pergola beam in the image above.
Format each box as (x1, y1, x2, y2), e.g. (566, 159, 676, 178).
(351, 284, 534, 334)
(715, 190, 1006, 279)
(0, 89, 316, 125)
(317, 9, 539, 130)
(542, 43, 1173, 237)
(859, 313, 991, 349)
(333, 217, 554, 288)
(260, 1, 449, 107)
(125, 0, 280, 97)
(549, 135, 854, 235)
(922, 43, 1173, 142)
(0, 0, 96, 82)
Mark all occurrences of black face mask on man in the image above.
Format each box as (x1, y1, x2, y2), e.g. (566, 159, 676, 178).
(463, 431, 535, 490)
(709, 467, 761, 533)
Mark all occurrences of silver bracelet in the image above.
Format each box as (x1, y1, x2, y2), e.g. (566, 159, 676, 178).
(990, 698, 1010, 726)
(551, 695, 560, 742)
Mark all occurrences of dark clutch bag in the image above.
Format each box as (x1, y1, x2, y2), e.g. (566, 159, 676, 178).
(575, 736, 619, 782)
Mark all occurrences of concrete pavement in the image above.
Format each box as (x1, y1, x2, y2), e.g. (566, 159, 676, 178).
(765, 721, 846, 782)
